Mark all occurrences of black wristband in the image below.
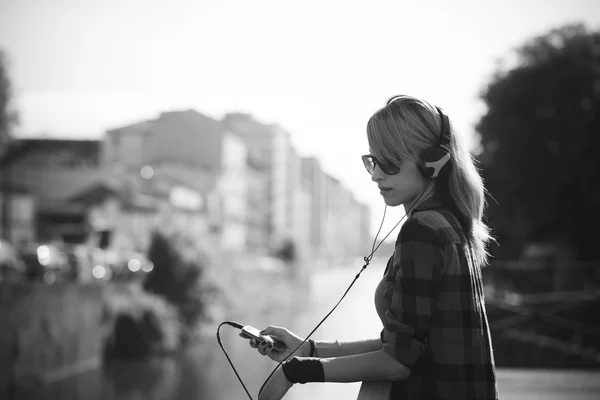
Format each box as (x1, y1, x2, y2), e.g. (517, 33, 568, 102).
(308, 339, 316, 357)
(281, 357, 325, 384)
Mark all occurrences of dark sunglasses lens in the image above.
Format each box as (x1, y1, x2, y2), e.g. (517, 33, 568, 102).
(362, 155, 400, 175)
(362, 155, 375, 174)
(380, 161, 400, 175)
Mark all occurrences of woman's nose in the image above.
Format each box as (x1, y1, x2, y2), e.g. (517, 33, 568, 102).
(371, 166, 384, 182)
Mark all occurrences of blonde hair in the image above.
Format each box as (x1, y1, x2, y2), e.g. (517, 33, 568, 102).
(366, 95, 494, 268)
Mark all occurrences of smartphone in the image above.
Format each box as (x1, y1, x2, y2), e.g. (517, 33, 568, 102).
(240, 325, 286, 352)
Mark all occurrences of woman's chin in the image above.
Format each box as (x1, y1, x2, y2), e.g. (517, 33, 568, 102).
(383, 197, 401, 207)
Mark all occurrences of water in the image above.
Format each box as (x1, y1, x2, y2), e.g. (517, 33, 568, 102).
(31, 258, 600, 400)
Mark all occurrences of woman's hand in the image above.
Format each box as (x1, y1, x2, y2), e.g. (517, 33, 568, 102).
(258, 366, 293, 400)
(248, 325, 309, 363)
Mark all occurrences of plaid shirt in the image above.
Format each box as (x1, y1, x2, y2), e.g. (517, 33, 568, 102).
(374, 198, 498, 399)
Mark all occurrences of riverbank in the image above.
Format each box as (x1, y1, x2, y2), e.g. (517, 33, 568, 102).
(3, 263, 599, 400)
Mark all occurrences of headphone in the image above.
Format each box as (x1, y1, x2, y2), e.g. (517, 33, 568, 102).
(385, 96, 452, 179)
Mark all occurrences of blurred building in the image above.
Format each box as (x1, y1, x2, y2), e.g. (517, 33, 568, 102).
(223, 113, 371, 265)
(0, 138, 104, 245)
(1, 110, 372, 265)
(300, 157, 328, 260)
(306, 165, 372, 264)
(323, 174, 343, 261)
(222, 113, 309, 257)
(104, 109, 248, 251)
(67, 168, 209, 253)
(0, 184, 35, 246)
(0, 138, 210, 254)
(245, 154, 271, 252)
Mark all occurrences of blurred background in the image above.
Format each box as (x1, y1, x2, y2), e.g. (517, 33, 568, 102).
(0, 0, 599, 399)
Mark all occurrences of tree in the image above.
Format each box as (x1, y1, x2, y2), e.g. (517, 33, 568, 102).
(0, 49, 18, 158)
(476, 24, 600, 260)
(1, 49, 19, 241)
(143, 230, 210, 340)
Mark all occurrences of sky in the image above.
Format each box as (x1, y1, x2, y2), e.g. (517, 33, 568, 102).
(1, 0, 600, 238)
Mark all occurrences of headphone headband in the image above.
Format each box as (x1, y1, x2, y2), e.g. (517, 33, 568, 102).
(385, 95, 405, 106)
(434, 106, 451, 147)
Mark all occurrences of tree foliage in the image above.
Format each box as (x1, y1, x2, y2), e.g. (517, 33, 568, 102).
(0, 49, 18, 158)
(476, 24, 600, 260)
(144, 231, 209, 334)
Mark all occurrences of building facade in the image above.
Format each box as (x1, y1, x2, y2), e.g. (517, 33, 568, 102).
(0, 137, 211, 254)
(223, 112, 371, 265)
(1, 110, 372, 267)
(222, 113, 304, 256)
(104, 109, 249, 251)
(0, 139, 105, 245)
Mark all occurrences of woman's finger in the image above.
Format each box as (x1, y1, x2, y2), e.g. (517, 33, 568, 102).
(260, 325, 285, 336)
(264, 345, 278, 359)
(260, 325, 285, 338)
(257, 341, 268, 355)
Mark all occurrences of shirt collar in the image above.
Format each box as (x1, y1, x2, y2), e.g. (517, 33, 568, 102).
(408, 195, 445, 217)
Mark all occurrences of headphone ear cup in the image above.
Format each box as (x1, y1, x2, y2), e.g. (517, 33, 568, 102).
(421, 146, 451, 178)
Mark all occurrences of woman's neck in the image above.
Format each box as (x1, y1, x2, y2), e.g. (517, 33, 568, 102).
(403, 180, 435, 216)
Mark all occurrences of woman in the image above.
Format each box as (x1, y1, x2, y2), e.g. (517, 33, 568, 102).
(248, 95, 498, 400)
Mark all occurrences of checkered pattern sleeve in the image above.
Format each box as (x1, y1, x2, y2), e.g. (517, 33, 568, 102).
(380, 217, 444, 368)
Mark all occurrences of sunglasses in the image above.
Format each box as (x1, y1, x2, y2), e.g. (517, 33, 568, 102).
(361, 154, 401, 175)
